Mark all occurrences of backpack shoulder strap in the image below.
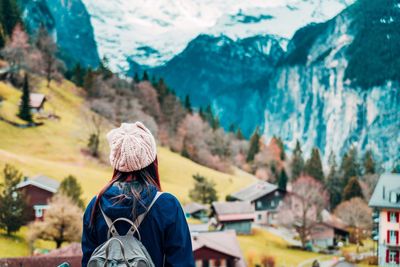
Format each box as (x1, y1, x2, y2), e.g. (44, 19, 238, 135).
(99, 205, 120, 237)
(135, 191, 163, 228)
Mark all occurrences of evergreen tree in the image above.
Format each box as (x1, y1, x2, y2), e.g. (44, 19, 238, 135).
(71, 63, 85, 87)
(203, 104, 219, 129)
(133, 72, 140, 83)
(291, 140, 304, 180)
(155, 78, 169, 103)
(58, 175, 85, 209)
(213, 116, 220, 130)
(184, 94, 192, 114)
(392, 160, 400, 174)
(1, 0, 21, 36)
(363, 149, 376, 174)
(278, 169, 288, 191)
(228, 123, 235, 133)
(189, 174, 218, 205)
(98, 56, 112, 80)
(343, 176, 364, 201)
(198, 107, 204, 119)
(18, 74, 32, 122)
(275, 136, 286, 160)
(340, 147, 361, 185)
(326, 152, 342, 209)
(0, 25, 5, 48)
(0, 164, 26, 235)
(142, 70, 149, 81)
(246, 127, 260, 162)
(236, 128, 244, 140)
(304, 147, 324, 182)
(83, 68, 95, 97)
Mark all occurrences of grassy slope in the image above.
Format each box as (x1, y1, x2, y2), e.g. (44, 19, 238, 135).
(0, 80, 256, 203)
(238, 228, 324, 267)
(0, 79, 256, 257)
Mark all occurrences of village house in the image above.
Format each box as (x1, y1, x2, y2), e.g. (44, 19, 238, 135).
(369, 173, 400, 266)
(211, 201, 255, 235)
(16, 175, 60, 221)
(310, 210, 350, 249)
(230, 181, 285, 225)
(192, 230, 246, 267)
(29, 93, 46, 113)
(184, 202, 209, 221)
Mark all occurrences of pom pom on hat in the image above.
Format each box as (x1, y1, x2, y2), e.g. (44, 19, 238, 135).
(106, 122, 157, 172)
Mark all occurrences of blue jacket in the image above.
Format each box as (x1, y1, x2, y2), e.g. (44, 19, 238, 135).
(81, 184, 195, 267)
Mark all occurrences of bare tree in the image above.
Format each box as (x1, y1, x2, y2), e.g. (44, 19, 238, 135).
(334, 197, 372, 253)
(27, 194, 82, 248)
(35, 26, 64, 87)
(86, 113, 103, 158)
(1, 24, 30, 72)
(277, 175, 329, 248)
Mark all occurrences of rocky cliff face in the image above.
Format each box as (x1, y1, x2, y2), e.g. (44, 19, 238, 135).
(153, 34, 284, 136)
(19, 0, 99, 68)
(264, 6, 400, 167)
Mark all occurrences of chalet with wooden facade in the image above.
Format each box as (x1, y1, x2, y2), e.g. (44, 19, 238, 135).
(231, 181, 285, 225)
(192, 230, 246, 267)
(211, 201, 254, 234)
(369, 173, 400, 266)
(310, 210, 349, 249)
(184, 202, 208, 221)
(17, 175, 60, 221)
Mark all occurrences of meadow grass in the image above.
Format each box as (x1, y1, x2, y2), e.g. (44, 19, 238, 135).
(238, 228, 325, 267)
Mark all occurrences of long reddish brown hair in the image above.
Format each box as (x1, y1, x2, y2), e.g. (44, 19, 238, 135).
(90, 157, 161, 226)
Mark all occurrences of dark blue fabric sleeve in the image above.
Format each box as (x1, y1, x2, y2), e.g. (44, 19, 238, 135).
(81, 197, 97, 267)
(163, 195, 195, 267)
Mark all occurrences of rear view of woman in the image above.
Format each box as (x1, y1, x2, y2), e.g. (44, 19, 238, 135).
(81, 122, 194, 266)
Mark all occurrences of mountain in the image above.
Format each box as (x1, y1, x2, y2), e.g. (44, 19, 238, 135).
(19, 0, 100, 68)
(81, 0, 352, 71)
(263, 0, 400, 167)
(151, 34, 284, 136)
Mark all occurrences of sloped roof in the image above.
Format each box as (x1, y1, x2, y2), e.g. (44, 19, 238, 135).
(191, 230, 246, 267)
(320, 210, 348, 232)
(184, 202, 208, 214)
(17, 175, 60, 193)
(212, 201, 254, 222)
(231, 181, 278, 202)
(369, 173, 400, 209)
(29, 93, 46, 108)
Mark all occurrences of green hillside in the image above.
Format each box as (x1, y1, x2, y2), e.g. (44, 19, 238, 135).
(0, 79, 256, 204)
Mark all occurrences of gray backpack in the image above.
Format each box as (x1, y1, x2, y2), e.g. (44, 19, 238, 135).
(88, 192, 163, 267)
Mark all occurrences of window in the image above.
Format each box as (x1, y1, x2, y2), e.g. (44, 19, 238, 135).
(388, 230, 398, 245)
(35, 207, 43, 218)
(390, 212, 397, 223)
(271, 200, 275, 208)
(389, 250, 398, 263)
(256, 201, 262, 209)
(258, 214, 262, 221)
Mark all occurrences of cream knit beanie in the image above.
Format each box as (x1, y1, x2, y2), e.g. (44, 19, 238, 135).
(106, 122, 157, 172)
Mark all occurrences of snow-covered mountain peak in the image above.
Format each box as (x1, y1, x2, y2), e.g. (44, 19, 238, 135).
(82, 0, 353, 71)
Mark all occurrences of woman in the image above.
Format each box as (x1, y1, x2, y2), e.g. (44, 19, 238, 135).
(82, 122, 194, 266)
